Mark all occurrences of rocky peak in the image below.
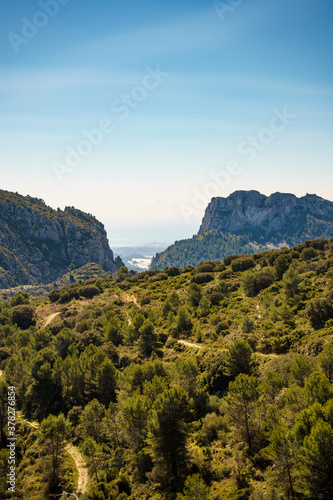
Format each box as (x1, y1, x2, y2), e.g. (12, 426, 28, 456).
(0, 189, 123, 289)
(199, 190, 333, 237)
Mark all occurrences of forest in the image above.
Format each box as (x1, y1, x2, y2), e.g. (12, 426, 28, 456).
(1, 237, 333, 499)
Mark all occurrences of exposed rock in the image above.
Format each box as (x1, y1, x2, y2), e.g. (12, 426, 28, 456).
(0, 190, 123, 288)
(199, 191, 333, 237)
(151, 191, 333, 269)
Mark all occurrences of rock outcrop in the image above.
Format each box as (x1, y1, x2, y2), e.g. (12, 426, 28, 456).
(151, 191, 333, 269)
(199, 191, 333, 238)
(0, 190, 123, 288)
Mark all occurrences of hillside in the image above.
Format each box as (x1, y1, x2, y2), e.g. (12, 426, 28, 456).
(1, 238, 333, 499)
(151, 191, 333, 269)
(0, 190, 123, 288)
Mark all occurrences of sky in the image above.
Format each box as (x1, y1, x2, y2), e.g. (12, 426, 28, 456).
(0, 0, 333, 246)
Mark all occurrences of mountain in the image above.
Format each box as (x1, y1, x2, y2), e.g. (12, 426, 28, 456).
(0, 190, 123, 288)
(151, 190, 333, 269)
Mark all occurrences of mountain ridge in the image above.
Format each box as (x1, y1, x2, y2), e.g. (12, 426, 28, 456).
(199, 190, 333, 237)
(0, 189, 123, 288)
(151, 190, 333, 269)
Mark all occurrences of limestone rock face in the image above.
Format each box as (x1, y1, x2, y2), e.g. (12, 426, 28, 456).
(0, 190, 123, 288)
(150, 190, 333, 270)
(199, 191, 333, 237)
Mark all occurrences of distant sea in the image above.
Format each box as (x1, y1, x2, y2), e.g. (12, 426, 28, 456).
(113, 243, 170, 271)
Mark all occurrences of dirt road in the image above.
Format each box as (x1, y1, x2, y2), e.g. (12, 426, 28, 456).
(17, 412, 88, 496)
(65, 443, 89, 495)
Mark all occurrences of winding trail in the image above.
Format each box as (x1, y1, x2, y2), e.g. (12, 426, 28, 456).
(17, 412, 88, 496)
(65, 443, 89, 495)
(116, 293, 142, 326)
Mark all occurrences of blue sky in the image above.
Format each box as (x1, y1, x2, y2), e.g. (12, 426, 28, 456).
(0, 0, 332, 245)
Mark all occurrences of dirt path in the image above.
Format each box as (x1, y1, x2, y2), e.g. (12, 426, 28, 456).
(17, 412, 88, 496)
(115, 293, 142, 325)
(43, 312, 60, 327)
(65, 443, 89, 496)
(178, 339, 203, 349)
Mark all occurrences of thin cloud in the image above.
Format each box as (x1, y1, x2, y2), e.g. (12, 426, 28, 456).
(74, 9, 242, 64)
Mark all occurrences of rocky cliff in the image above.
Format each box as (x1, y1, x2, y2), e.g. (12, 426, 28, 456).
(199, 191, 333, 238)
(0, 190, 123, 288)
(151, 191, 333, 269)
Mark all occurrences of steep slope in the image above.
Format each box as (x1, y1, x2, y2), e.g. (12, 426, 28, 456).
(151, 190, 333, 269)
(0, 190, 122, 288)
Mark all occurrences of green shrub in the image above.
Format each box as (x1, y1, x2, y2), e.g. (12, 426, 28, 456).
(241, 317, 255, 334)
(187, 283, 202, 307)
(231, 256, 255, 273)
(274, 255, 290, 279)
(10, 291, 30, 306)
(301, 247, 317, 261)
(149, 272, 168, 282)
(307, 291, 333, 329)
(191, 273, 214, 284)
(196, 262, 215, 273)
(165, 266, 180, 276)
(11, 305, 35, 329)
(242, 269, 275, 297)
(223, 254, 240, 266)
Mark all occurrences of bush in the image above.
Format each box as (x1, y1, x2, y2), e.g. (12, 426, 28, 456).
(225, 339, 255, 378)
(274, 255, 290, 279)
(215, 320, 229, 335)
(49, 284, 101, 304)
(165, 266, 180, 276)
(183, 265, 195, 273)
(77, 285, 101, 299)
(49, 289, 61, 303)
(140, 296, 151, 306)
(149, 272, 168, 282)
(200, 412, 226, 443)
(208, 290, 223, 306)
(192, 273, 214, 284)
(241, 317, 255, 334)
(165, 338, 177, 349)
(231, 256, 255, 273)
(223, 254, 240, 266)
(242, 269, 275, 297)
(11, 305, 35, 329)
(174, 307, 193, 334)
(196, 262, 215, 273)
(307, 292, 333, 329)
(204, 352, 229, 393)
(10, 292, 30, 306)
(187, 283, 202, 307)
(301, 247, 317, 261)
